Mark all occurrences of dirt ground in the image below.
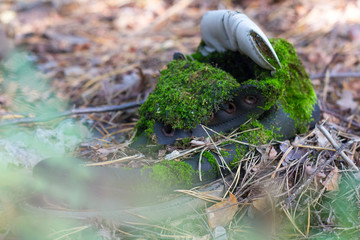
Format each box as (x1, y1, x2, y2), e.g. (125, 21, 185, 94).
(1, 0, 359, 123)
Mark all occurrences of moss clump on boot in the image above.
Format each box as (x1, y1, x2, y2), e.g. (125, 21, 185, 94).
(202, 150, 220, 176)
(269, 39, 317, 132)
(136, 60, 240, 137)
(142, 160, 196, 191)
(193, 38, 317, 133)
(238, 119, 280, 145)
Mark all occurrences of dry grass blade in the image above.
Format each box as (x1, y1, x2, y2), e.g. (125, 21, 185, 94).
(175, 189, 223, 203)
(200, 124, 233, 173)
(272, 129, 318, 179)
(0, 101, 144, 127)
(272, 145, 293, 179)
(84, 154, 143, 166)
(165, 145, 204, 160)
(49, 225, 91, 240)
(79, 64, 138, 89)
(224, 161, 242, 198)
(281, 205, 306, 238)
(306, 203, 310, 237)
(198, 147, 208, 182)
(122, 222, 193, 239)
(201, 124, 258, 148)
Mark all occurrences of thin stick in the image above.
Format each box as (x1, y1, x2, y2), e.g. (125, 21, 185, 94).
(322, 69, 330, 103)
(310, 71, 360, 79)
(284, 141, 352, 205)
(318, 124, 358, 170)
(271, 128, 318, 179)
(294, 144, 336, 152)
(321, 108, 360, 129)
(0, 100, 144, 127)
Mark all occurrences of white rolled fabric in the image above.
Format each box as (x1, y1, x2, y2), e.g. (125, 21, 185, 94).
(200, 10, 281, 71)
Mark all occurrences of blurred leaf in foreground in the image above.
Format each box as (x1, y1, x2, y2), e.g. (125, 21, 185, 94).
(206, 192, 238, 229)
(0, 51, 91, 239)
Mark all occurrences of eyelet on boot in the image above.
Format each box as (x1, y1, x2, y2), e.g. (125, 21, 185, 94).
(244, 95, 258, 105)
(224, 102, 236, 114)
(161, 125, 175, 137)
(173, 52, 186, 60)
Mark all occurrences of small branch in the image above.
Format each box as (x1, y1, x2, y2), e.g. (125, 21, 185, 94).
(321, 108, 360, 129)
(0, 100, 144, 127)
(318, 124, 358, 170)
(310, 71, 360, 80)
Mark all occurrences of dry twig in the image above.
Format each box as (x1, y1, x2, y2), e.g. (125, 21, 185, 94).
(318, 124, 358, 170)
(0, 100, 144, 127)
(283, 141, 352, 205)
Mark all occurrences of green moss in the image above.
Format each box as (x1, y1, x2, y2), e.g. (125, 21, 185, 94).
(220, 149, 230, 158)
(231, 144, 248, 167)
(174, 137, 193, 149)
(136, 142, 166, 159)
(237, 119, 280, 146)
(192, 50, 256, 82)
(143, 160, 196, 190)
(229, 119, 281, 166)
(269, 39, 317, 132)
(136, 60, 240, 135)
(202, 150, 219, 174)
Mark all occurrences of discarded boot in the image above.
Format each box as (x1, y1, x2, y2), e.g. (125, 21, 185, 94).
(29, 10, 320, 215)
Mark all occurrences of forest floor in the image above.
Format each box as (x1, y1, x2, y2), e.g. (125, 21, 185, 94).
(0, 0, 360, 239)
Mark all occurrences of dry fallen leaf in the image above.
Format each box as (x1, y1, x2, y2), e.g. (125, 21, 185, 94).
(305, 165, 326, 189)
(323, 166, 340, 191)
(206, 192, 238, 229)
(336, 90, 358, 111)
(268, 147, 278, 160)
